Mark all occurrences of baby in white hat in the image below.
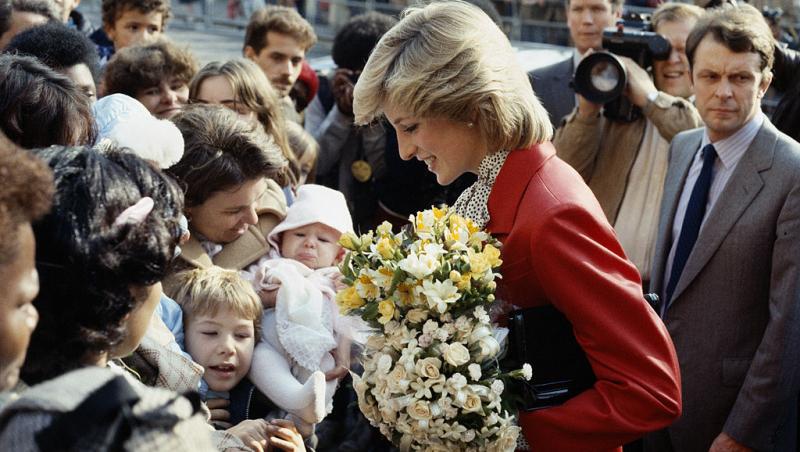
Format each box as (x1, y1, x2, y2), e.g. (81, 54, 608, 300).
(243, 184, 353, 436)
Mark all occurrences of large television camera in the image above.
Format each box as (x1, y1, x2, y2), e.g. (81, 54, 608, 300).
(572, 13, 671, 122)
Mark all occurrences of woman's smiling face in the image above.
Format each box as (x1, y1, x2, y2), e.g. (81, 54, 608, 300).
(384, 103, 488, 186)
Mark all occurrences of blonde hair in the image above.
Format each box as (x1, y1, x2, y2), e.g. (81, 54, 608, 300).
(285, 121, 318, 184)
(353, 0, 552, 151)
(189, 59, 298, 186)
(168, 266, 262, 338)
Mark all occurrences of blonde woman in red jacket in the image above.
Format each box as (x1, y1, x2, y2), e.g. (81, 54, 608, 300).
(352, 1, 682, 450)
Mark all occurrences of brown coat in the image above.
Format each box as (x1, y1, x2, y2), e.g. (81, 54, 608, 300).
(164, 178, 287, 294)
(553, 92, 702, 223)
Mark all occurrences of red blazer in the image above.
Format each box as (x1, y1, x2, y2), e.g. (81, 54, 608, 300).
(487, 143, 681, 451)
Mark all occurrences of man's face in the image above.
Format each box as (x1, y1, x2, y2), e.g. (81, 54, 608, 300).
(692, 35, 772, 142)
(105, 8, 163, 50)
(245, 31, 305, 98)
(566, 0, 619, 54)
(0, 11, 49, 49)
(653, 18, 696, 99)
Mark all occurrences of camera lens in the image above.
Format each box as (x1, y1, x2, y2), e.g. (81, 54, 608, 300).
(589, 62, 621, 93)
(572, 51, 627, 104)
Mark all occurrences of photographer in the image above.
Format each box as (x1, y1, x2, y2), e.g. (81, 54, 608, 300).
(305, 12, 396, 230)
(553, 2, 704, 286)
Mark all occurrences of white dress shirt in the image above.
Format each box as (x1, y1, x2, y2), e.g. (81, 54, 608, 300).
(662, 111, 766, 298)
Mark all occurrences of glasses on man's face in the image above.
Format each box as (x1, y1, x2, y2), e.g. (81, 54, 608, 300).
(188, 98, 252, 117)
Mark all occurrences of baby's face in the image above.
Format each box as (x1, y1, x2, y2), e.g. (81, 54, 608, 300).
(280, 223, 342, 269)
(185, 307, 255, 393)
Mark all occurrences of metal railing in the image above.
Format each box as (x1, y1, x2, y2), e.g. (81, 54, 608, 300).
(83, 0, 571, 45)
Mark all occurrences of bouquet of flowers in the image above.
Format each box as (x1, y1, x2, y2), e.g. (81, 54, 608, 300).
(337, 207, 532, 451)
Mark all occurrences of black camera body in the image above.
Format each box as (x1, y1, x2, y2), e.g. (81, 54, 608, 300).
(572, 16, 671, 122)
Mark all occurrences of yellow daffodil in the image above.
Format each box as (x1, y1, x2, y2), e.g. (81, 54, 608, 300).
(468, 248, 492, 275)
(339, 231, 359, 250)
(376, 221, 393, 237)
(376, 236, 396, 259)
(377, 299, 396, 324)
(483, 244, 502, 267)
(336, 286, 364, 312)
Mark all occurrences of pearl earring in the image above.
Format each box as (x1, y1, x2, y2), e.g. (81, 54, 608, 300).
(467, 122, 474, 128)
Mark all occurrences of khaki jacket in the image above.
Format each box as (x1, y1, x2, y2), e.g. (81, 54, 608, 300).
(164, 178, 287, 294)
(553, 92, 702, 223)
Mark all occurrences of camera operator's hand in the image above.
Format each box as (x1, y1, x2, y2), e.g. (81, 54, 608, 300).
(331, 68, 356, 117)
(576, 93, 603, 119)
(617, 55, 658, 109)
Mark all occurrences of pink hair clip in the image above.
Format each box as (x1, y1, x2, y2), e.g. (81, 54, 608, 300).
(113, 197, 155, 228)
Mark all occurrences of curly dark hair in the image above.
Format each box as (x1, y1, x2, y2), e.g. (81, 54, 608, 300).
(332, 12, 397, 71)
(103, 38, 197, 98)
(0, 54, 96, 148)
(168, 104, 289, 208)
(0, 133, 52, 267)
(22, 145, 184, 384)
(0, 0, 58, 37)
(101, 0, 171, 29)
(6, 22, 100, 82)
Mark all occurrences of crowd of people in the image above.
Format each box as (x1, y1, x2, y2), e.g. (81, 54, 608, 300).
(0, 0, 798, 450)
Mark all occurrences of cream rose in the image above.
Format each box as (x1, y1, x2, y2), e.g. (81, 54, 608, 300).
(443, 342, 471, 367)
(407, 400, 433, 421)
(406, 308, 428, 323)
(462, 391, 483, 413)
(415, 357, 442, 379)
(488, 425, 521, 452)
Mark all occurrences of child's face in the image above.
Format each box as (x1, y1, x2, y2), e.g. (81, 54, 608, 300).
(105, 8, 163, 50)
(185, 307, 255, 392)
(0, 224, 39, 391)
(297, 151, 315, 186)
(280, 223, 342, 269)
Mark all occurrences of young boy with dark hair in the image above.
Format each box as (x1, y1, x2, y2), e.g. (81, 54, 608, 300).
(89, 0, 171, 63)
(6, 22, 100, 101)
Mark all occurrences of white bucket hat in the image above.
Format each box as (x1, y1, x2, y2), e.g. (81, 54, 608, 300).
(268, 184, 354, 250)
(92, 94, 184, 169)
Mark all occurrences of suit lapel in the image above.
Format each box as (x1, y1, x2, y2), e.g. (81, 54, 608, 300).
(669, 122, 776, 303)
(651, 132, 701, 293)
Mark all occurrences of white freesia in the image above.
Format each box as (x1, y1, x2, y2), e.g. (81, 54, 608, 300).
(399, 252, 439, 279)
(491, 379, 505, 395)
(468, 363, 482, 381)
(522, 363, 533, 380)
(474, 306, 490, 324)
(421, 279, 460, 313)
(422, 242, 447, 259)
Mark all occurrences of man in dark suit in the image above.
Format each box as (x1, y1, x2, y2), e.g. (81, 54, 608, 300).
(647, 5, 800, 452)
(528, 0, 621, 128)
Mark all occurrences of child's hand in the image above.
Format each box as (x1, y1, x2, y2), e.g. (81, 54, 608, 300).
(259, 287, 279, 309)
(227, 419, 270, 452)
(265, 419, 306, 452)
(333, 273, 347, 292)
(207, 398, 232, 428)
(324, 337, 352, 381)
